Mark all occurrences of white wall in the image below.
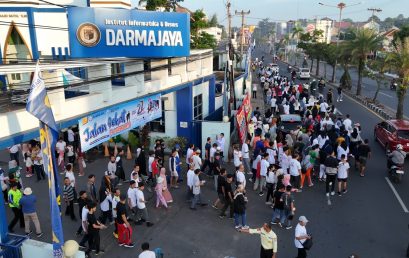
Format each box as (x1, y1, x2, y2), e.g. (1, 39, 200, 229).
(34, 12, 69, 56)
(201, 121, 230, 162)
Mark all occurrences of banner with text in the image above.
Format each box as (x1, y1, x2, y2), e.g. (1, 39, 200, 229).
(236, 106, 247, 144)
(79, 94, 161, 151)
(242, 93, 252, 123)
(67, 7, 190, 58)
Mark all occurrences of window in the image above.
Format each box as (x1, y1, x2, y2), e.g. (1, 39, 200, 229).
(7, 28, 24, 45)
(194, 94, 203, 120)
(111, 63, 122, 79)
(144, 60, 151, 81)
(11, 73, 21, 80)
(149, 100, 165, 133)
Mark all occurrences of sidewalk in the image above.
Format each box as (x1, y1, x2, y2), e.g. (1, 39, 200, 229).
(250, 71, 266, 115)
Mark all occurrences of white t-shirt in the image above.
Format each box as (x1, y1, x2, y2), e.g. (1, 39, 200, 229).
(66, 145, 74, 157)
(233, 150, 242, 167)
(67, 129, 75, 142)
(56, 141, 66, 152)
(295, 223, 307, 248)
(65, 171, 76, 187)
(127, 187, 138, 208)
(236, 171, 246, 188)
(253, 155, 261, 169)
(112, 195, 120, 218)
(210, 147, 217, 161)
(260, 159, 269, 177)
(337, 146, 349, 161)
(266, 148, 276, 165)
(217, 137, 225, 151)
(187, 169, 195, 188)
(337, 161, 350, 179)
(136, 188, 146, 209)
(192, 155, 202, 170)
(100, 194, 112, 212)
(186, 148, 194, 164)
(241, 143, 249, 159)
(283, 104, 290, 115)
(266, 171, 276, 184)
(289, 159, 301, 176)
(280, 153, 290, 172)
(8, 144, 20, 153)
(138, 250, 156, 258)
(81, 207, 89, 231)
(148, 157, 154, 173)
(270, 98, 277, 108)
(320, 102, 329, 112)
(343, 118, 353, 132)
(192, 175, 201, 195)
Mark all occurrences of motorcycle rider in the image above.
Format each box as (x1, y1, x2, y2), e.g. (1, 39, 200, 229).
(390, 78, 397, 90)
(387, 144, 406, 169)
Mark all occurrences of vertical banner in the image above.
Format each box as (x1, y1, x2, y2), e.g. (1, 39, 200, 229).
(236, 106, 247, 144)
(26, 64, 64, 258)
(242, 93, 252, 123)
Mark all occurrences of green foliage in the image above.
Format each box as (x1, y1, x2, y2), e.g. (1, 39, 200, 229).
(166, 137, 188, 152)
(208, 14, 218, 27)
(191, 9, 208, 34)
(128, 131, 140, 148)
(340, 69, 352, 90)
(141, 0, 184, 11)
(366, 59, 389, 101)
(393, 25, 409, 48)
(191, 32, 217, 49)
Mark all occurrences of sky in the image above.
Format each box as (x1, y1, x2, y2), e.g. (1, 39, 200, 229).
(182, 0, 409, 27)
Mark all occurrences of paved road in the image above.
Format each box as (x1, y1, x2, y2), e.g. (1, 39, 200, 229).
(1, 50, 408, 258)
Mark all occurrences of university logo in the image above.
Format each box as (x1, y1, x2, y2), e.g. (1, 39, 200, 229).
(76, 23, 101, 47)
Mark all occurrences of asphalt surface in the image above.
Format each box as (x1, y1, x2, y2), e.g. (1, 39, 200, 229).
(0, 48, 408, 258)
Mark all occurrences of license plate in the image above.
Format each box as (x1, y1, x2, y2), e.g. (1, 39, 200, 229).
(396, 170, 405, 174)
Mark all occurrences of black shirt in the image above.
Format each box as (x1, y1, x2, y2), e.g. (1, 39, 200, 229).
(325, 156, 339, 168)
(358, 144, 371, 158)
(116, 202, 127, 224)
(273, 191, 284, 209)
(87, 213, 98, 234)
(217, 176, 226, 195)
(213, 160, 221, 175)
(224, 182, 233, 200)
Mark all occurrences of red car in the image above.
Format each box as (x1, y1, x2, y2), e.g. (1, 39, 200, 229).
(374, 119, 409, 152)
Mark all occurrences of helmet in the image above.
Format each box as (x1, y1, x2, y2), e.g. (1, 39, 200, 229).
(396, 144, 403, 151)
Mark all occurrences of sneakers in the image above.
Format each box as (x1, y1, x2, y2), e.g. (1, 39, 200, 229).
(285, 226, 292, 230)
(94, 250, 105, 256)
(338, 192, 342, 196)
(123, 243, 135, 248)
(331, 191, 335, 196)
(259, 192, 264, 197)
(326, 193, 330, 197)
(79, 244, 86, 249)
(271, 221, 278, 225)
(25, 230, 33, 236)
(242, 225, 249, 230)
(278, 223, 283, 228)
(118, 243, 124, 247)
(219, 215, 226, 219)
(211, 205, 219, 210)
(235, 225, 241, 230)
(36, 232, 43, 238)
(265, 201, 272, 205)
(343, 189, 348, 194)
(308, 183, 314, 187)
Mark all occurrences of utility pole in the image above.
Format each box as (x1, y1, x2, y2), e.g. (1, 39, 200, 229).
(225, 0, 236, 114)
(235, 10, 250, 57)
(367, 7, 382, 29)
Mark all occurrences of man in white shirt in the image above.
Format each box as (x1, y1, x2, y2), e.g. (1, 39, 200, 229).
(148, 151, 154, 176)
(186, 164, 195, 202)
(127, 180, 138, 218)
(233, 145, 242, 169)
(135, 183, 154, 227)
(67, 128, 75, 144)
(337, 154, 350, 196)
(8, 144, 21, 166)
(138, 242, 156, 258)
(289, 154, 302, 191)
(217, 133, 226, 161)
(295, 216, 311, 258)
(279, 147, 291, 174)
(190, 169, 205, 210)
(319, 101, 329, 116)
(343, 114, 353, 133)
(241, 139, 251, 174)
(256, 153, 269, 196)
(192, 150, 202, 170)
(78, 203, 90, 248)
(236, 165, 246, 189)
(56, 138, 66, 153)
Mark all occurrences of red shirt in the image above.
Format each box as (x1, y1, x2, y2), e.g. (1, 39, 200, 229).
(152, 161, 159, 176)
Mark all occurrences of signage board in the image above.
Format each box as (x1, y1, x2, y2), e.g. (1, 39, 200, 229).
(79, 94, 161, 151)
(67, 7, 190, 58)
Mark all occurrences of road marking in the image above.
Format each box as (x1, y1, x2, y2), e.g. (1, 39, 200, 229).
(385, 177, 409, 213)
(379, 92, 393, 98)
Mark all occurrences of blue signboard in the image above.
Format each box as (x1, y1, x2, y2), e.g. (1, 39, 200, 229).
(67, 7, 190, 58)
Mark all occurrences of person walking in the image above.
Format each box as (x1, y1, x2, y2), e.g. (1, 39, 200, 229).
(212, 168, 227, 209)
(252, 83, 257, 99)
(116, 194, 135, 248)
(8, 182, 24, 232)
(19, 187, 43, 237)
(155, 177, 168, 209)
(324, 152, 338, 197)
(295, 216, 311, 258)
(233, 185, 248, 230)
(76, 191, 88, 236)
(241, 138, 252, 174)
(169, 149, 179, 188)
(135, 182, 154, 227)
(219, 174, 234, 219)
(63, 177, 77, 221)
(190, 169, 206, 210)
(357, 139, 371, 177)
(86, 202, 106, 255)
(337, 154, 350, 196)
(8, 144, 21, 166)
(138, 242, 156, 258)
(282, 185, 295, 230)
(99, 187, 113, 225)
(289, 154, 302, 192)
(87, 174, 98, 203)
(265, 165, 276, 205)
(337, 86, 343, 102)
(240, 223, 278, 258)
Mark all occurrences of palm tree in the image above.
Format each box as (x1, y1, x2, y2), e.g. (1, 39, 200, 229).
(387, 38, 409, 119)
(348, 28, 383, 96)
(339, 44, 353, 90)
(291, 26, 303, 65)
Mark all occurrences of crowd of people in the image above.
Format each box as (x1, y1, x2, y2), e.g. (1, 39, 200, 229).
(0, 55, 374, 258)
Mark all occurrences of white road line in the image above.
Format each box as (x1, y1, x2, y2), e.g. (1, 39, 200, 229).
(385, 177, 409, 213)
(379, 92, 393, 98)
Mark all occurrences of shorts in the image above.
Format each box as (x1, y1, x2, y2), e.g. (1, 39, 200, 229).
(171, 171, 178, 177)
(338, 178, 347, 182)
(359, 157, 367, 166)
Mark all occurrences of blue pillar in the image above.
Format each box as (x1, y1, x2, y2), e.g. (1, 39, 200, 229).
(0, 43, 6, 92)
(208, 76, 216, 115)
(176, 84, 193, 143)
(0, 177, 8, 242)
(27, 9, 39, 60)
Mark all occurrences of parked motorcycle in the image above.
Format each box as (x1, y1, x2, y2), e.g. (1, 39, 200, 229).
(390, 80, 397, 90)
(287, 65, 292, 73)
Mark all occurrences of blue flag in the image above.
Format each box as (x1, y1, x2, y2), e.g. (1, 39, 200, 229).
(26, 63, 64, 258)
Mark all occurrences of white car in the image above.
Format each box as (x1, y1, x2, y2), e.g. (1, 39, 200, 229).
(269, 63, 279, 73)
(298, 68, 311, 80)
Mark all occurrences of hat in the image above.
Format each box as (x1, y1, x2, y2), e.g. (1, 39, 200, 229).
(23, 187, 32, 195)
(299, 216, 309, 223)
(196, 149, 201, 153)
(216, 146, 221, 151)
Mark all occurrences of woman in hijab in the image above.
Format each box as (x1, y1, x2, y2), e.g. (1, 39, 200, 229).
(350, 127, 362, 158)
(155, 170, 169, 208)
(285, 133, 294, 148)
(159, 168, 173, 203)
(135, 145, 147, 176)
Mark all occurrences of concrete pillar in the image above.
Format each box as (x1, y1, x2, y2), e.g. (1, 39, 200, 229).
(170, 57, 187, 82)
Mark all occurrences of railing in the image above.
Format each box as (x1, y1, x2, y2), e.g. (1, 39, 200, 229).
(0, 233, 28, 258)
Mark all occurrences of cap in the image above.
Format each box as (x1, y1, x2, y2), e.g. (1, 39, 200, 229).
(299, 216, 309, 223)
(196, 149, 201, 153)
(23, 187, 32, 195)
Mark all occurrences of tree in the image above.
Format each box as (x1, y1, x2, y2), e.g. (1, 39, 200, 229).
(191, 32, 217, 49)
(365, 59, 388, 102)
(323, 44, 339, 82)
(347, 28, 383, 96)
(393, 25, 409, 47)
(368, 15, 381, 24)
(387, 37, 409, 119)
(208, 14, 218, 27)
(139, 0, 184, 11)
(339, 44, 353, 90)
(190, 9, 217, 49)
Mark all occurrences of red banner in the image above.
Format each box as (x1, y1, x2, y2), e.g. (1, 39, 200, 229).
(242, 93, 252, 123)
(236, 106, 247, 144)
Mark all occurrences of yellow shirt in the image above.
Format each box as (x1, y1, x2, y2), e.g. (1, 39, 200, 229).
(249, 228, 278, 252)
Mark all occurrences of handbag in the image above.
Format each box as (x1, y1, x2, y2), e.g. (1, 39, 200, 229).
(300, 237, 313, 250)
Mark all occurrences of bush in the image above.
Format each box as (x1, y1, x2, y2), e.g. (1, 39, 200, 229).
(166, 137, 188, 152)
